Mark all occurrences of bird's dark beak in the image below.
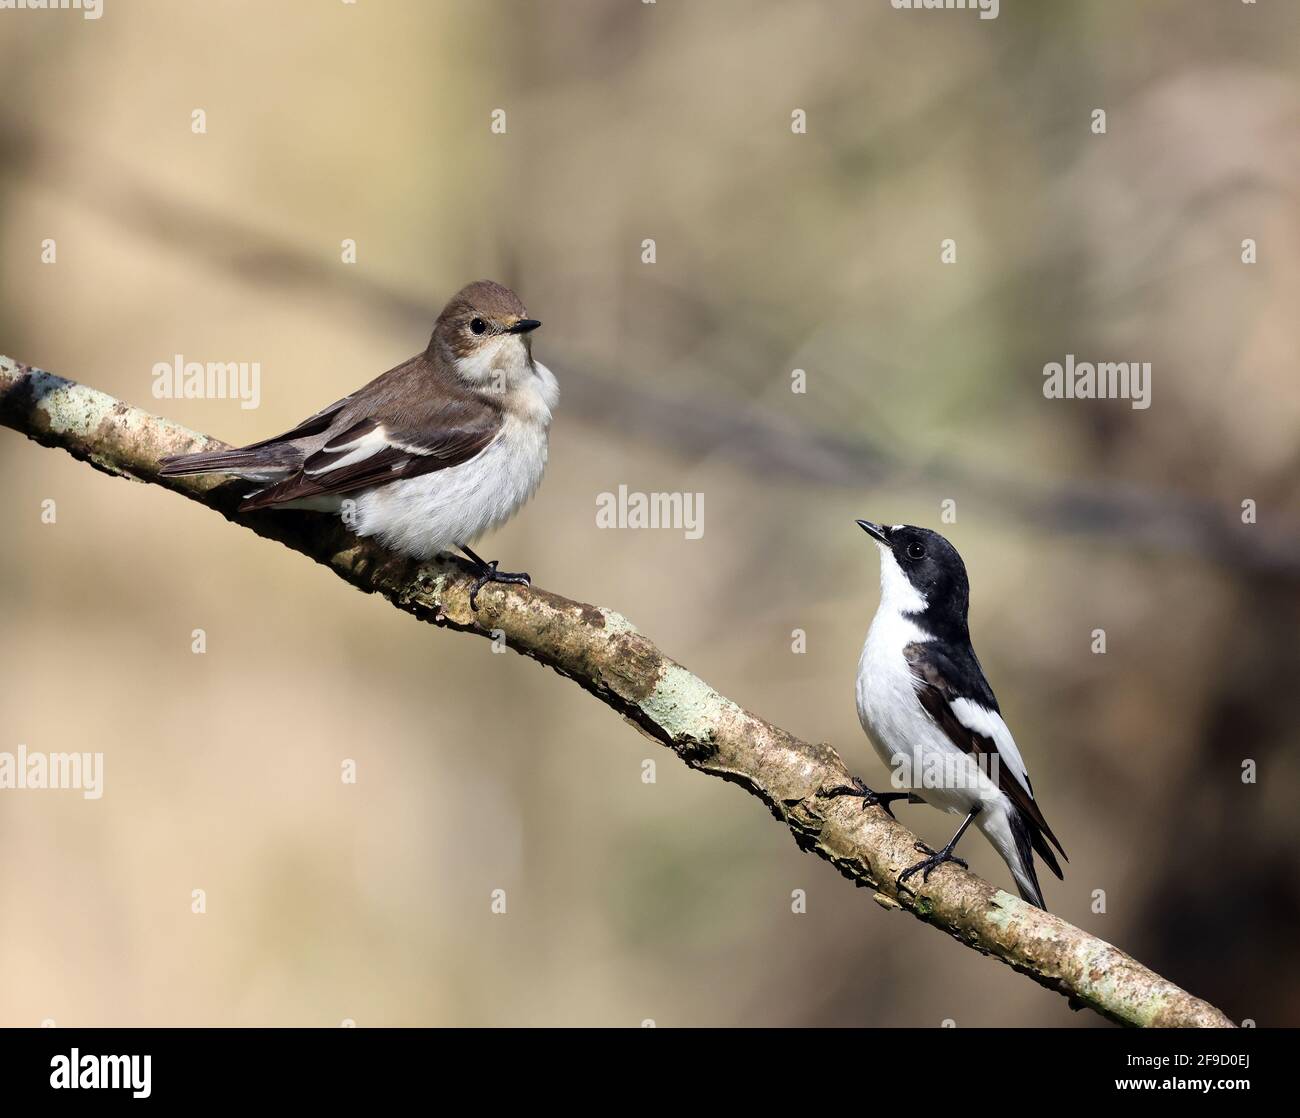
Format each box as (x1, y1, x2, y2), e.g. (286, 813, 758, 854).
(508, 318, 542, 334)
(856, 519, 889, 544)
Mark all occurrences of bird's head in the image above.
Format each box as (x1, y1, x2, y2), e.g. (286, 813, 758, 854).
(856, 520, 969, 621)
(430, 280, 542, 392)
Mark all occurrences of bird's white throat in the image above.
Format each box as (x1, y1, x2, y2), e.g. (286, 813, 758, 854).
(454, 335, 558, 426)
(874, 542, 927, 617)
(455, 334, 530, 387)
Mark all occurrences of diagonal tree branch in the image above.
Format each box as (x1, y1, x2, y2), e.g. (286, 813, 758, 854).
(0, 353, 1234, 1028)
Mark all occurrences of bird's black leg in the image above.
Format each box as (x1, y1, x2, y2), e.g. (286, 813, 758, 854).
(458, 544, 531, 611)
(897, 807, 979, 892)
(825, 776, 915, 819)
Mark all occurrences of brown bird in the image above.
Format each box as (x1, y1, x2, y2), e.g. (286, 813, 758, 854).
(159, 280, 558, 608)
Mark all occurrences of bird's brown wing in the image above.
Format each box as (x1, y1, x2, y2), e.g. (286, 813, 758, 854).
(239, 363, 503, 510)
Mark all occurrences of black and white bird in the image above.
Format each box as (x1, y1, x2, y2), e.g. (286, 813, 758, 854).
(159, 280, 558, 609)
(847, 521, 1066, 909)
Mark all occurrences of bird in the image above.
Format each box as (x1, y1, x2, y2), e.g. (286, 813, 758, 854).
(158, 280, 558, 610)
(842, 520, 1067, 909)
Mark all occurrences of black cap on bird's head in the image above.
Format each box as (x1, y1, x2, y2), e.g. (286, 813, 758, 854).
(856, 520, 970, 628)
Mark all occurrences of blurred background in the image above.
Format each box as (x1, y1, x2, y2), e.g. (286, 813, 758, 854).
(1, 0, 1298, 1027)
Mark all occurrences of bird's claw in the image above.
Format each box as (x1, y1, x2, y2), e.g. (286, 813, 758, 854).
(897, 842, 969, 892)
(825, 777, 911, 819)
(468, 560, 531, 611)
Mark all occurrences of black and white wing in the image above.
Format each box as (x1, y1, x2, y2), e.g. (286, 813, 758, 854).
(904, 640, 1067, 877)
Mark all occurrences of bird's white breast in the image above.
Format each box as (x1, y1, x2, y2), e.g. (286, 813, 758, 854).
(856, 610, 933, 779)
(856, 608, 1003, 817)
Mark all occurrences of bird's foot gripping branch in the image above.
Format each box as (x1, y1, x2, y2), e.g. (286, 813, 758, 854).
(0, 354, 1235, 1028)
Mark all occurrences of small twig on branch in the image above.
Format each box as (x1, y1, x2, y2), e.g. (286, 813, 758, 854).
(0, 354, 1235, 1028)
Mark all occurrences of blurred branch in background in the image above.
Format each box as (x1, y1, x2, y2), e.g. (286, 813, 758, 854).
(0, 354, 1237, 1029)
(3, 132, 1296, 582)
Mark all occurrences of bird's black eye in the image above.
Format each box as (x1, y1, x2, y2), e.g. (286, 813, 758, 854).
(470, 318, 487, 335)
(906, 542, 926, 560)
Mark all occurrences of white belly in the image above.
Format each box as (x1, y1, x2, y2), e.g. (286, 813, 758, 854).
(351, 415, 549, 560)
(856, 614, 1002, 817)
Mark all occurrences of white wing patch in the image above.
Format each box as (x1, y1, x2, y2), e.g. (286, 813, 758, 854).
(308, 424, 392, 475)
(950, 697, 1033, 797)
(390, 436, 437, 456)
(307, 424, 441, 477)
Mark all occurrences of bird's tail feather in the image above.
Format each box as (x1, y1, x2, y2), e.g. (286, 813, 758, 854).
(1030, 824, 1064, 881)
(1008, 809, 1050, 910)
(158, 446, 296, 479)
